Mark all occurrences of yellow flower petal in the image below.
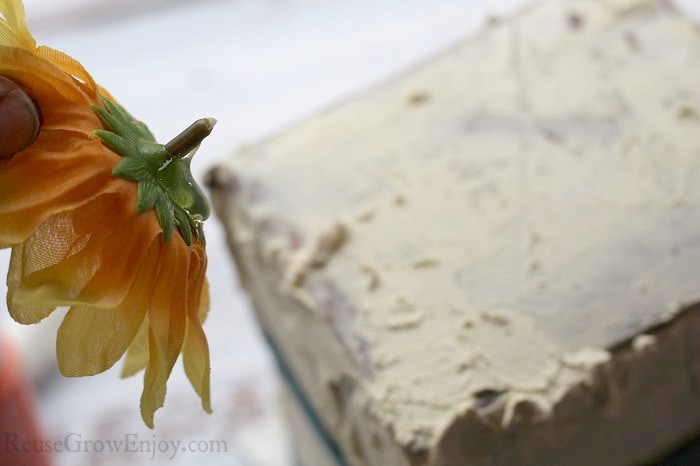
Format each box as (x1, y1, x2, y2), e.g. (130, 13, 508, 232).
(0, 0, 34, 50)
(0, 0, 95, 91)
(5, 240, 54, 324)
(121, 319, 149, 378)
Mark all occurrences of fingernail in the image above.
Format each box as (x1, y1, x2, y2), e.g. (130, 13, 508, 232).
(0, 77, 40, 158)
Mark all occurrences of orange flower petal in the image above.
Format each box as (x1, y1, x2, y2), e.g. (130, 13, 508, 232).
(0, 48, 114, 246)
(0, 47, 101, 135)
(2, 0, 212, 428)
(139, 239, 192, 428)
(55, 240, 158, 377)
(7, 188, 160, 310)
(122, 250, 210, 413)
(183, 257, 212, 414)
(35, 45, 96, 94)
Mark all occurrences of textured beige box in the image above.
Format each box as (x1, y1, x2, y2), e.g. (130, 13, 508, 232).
(208, 0, 700, 464)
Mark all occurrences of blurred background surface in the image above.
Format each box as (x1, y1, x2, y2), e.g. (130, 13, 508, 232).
(1, 0, 699, 464)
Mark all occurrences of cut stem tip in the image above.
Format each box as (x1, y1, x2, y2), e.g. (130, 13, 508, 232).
(165, 118, 217, 158)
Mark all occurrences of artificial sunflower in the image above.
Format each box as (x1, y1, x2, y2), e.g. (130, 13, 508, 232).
(1, 0, 213, 427)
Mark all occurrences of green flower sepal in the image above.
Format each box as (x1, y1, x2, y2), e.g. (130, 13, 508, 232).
(92, 96, 213, 246)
